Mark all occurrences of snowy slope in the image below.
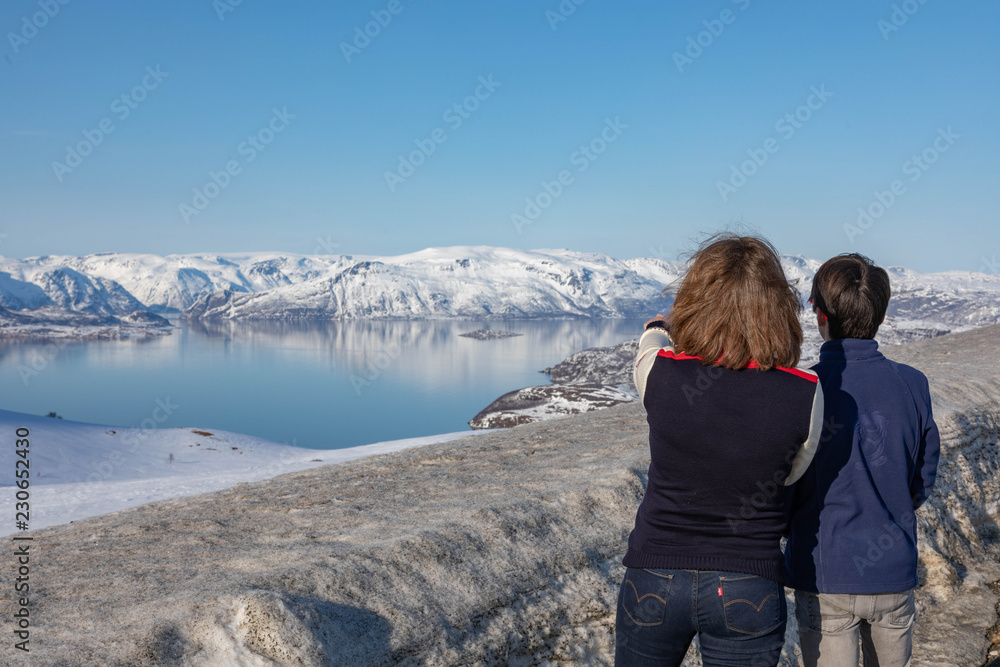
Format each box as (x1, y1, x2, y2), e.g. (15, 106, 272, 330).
(0, 271, 51, 309)
(0, 409, 478, 537)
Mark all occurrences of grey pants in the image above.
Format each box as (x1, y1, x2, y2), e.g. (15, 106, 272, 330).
(795, 589, 916, 667)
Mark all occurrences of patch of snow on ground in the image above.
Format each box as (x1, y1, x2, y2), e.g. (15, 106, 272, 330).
(0, 409, 479, 536)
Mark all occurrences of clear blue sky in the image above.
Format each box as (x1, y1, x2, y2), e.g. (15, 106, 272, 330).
(1, 0, 997, 271)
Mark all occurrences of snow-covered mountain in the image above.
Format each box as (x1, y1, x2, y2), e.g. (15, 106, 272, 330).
(0, 252, 334, 314)
(1, 248, 680, 320)
(182, 247, 678, 320)
(1, 247, 998, 327)
(0, 265, 146, 316)
(0, 260, 174, 337)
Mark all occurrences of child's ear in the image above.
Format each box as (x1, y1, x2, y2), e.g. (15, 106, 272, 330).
(816, 310, 831, 341)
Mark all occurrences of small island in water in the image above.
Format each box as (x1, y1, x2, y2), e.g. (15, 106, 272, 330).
(459, 328, 523, 340)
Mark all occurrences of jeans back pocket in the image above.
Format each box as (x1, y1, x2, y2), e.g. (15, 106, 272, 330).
(795, 591, 855, 634)
(620, 568, 673, 627)
(720, 574, 783, 636)
(887, 590, 916, 629)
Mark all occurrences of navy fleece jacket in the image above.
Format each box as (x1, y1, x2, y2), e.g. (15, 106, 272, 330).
(784, 338, 941, 594)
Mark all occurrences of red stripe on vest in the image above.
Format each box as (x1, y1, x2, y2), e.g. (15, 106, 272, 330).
(657, 348, 818, 383)
(656, 349, 702, 362)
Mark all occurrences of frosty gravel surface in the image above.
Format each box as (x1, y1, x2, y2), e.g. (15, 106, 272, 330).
(2, 326, 997, 666)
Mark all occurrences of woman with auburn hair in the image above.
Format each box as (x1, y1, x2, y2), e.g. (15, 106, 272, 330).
(615, 234, 824, 667)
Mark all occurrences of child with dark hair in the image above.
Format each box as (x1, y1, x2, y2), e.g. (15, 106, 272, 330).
(785, 253, 941, 667)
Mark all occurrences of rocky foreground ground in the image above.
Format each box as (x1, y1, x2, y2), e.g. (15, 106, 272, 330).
(2, 326, 998, 666)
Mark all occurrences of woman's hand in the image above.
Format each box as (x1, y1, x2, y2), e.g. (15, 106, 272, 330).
(644, 315, 668, 330)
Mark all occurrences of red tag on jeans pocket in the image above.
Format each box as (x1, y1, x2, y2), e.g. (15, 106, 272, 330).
(718, 587, 723, 597)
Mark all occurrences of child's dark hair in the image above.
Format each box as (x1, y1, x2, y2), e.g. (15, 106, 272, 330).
(810, 253, 891, 340)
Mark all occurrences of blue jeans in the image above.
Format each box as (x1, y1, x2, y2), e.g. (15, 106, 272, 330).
(615, 568, 787, 667)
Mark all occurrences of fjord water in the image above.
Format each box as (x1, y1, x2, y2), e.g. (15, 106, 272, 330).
(0, 319, 645, 449)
